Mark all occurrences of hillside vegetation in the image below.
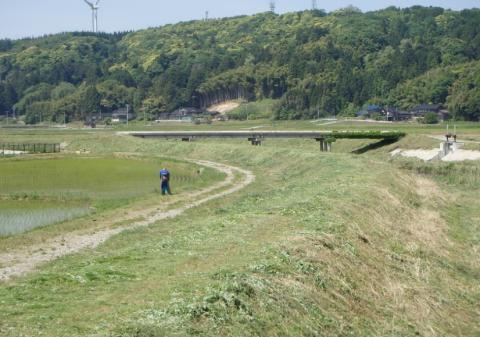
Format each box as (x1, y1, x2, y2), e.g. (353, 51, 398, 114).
(1, 7, 480, 122)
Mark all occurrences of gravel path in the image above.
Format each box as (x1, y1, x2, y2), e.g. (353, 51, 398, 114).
(0, 160, 255, 282)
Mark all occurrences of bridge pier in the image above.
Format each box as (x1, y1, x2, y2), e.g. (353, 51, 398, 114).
(126, 131, 405, 153)
(315, 138, 332, 152)
(248, 137, 263, 146)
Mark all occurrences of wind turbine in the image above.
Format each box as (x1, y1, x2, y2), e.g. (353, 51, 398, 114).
(83, 0, 100, 33)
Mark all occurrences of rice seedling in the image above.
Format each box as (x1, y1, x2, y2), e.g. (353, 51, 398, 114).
(0, 202, 90, 236)
(0, 156, 223, 235)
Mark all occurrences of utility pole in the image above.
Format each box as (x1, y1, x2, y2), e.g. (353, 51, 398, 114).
(205, 11, 209, 21)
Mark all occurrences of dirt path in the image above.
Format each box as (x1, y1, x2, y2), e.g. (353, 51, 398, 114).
(0, 160, 255, 282)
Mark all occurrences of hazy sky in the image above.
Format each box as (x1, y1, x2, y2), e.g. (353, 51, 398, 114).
(0, 0, 478, 39)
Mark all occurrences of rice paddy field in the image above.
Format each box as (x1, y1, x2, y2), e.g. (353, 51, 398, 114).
(0, 121, 479, 337)
(0, 156, 223, 236)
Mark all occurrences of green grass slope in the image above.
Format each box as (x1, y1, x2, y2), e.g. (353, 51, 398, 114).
(0, 133, 478, 336)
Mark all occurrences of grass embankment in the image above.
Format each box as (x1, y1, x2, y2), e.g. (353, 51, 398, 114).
(0, 132, 478, 336)
(0, 155, 223, 236)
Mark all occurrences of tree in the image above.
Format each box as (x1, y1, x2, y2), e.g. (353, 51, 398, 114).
(140, 97, 167, 120)
(97, 80, 134, 111)
(423, 112, 439, 124)
(51, 82, 76, 100)
(80, 85, 101, 119)
(2, 7, 480, 121)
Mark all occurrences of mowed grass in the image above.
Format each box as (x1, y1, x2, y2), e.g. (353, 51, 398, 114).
(0, 123, 478, 334)
(0, 130, 479, 336)
(0, 156, 223, 236)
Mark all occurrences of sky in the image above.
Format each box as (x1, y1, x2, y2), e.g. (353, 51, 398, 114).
(0, 0, 478, 40)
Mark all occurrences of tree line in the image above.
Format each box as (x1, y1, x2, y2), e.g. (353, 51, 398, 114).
(0, 6, 480, 123)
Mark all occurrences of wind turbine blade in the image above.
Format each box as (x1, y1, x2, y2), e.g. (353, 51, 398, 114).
(83, 0, 94, 8)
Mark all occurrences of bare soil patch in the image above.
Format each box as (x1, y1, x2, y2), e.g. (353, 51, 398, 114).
(207, 101, 241, 114)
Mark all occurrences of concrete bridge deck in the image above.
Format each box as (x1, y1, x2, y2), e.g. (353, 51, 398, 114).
(121, 130, 404, 139)
(120, 130, 405, 151)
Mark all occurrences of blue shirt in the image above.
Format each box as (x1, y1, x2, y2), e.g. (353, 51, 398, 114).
(160, 169, 170, 179)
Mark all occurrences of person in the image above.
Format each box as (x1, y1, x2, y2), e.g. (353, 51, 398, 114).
(159, 168, 171, 195)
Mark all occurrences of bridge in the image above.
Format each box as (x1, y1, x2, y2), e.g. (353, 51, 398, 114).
(120, 130, 405, 151)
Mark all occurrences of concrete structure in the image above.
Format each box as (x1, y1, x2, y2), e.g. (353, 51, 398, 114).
(440, 133, 462, 158)
(121, 130, 405, 152)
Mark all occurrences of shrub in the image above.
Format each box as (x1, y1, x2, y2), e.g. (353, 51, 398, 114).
(424, 112, 439, 124)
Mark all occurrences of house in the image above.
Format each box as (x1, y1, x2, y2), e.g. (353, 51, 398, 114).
(410, 104, 450, 121)
(410, 104, 442, 117)
(397, 110, 413, 121)
(367, 104, 382, 114)
(383, 107, 398, 121)
(438, 109, 451, 121)
(169, 107, 202, 120)
(384, 107, 413, 121)
(155, 107, 204, 121)
(355, 109, 369, 118)
(355, 104, 384, 119)
(112, 107, 135, 123)
(215, 114, 229, 121)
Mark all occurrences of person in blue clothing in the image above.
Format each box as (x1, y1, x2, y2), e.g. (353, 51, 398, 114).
(159, 168, 171, 195)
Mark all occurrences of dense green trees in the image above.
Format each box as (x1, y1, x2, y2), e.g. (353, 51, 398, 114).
(81, 85, 101, 119)
(447, 64, 480, 120)
(1, 7, 480, 122)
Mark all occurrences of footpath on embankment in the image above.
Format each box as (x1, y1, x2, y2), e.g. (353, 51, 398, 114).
(0, 160, 255, 282)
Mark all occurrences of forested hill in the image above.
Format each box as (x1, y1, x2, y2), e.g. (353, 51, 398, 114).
(1, 6, 480, 123)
